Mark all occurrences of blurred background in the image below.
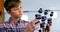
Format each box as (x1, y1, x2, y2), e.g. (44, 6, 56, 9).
(4, 0, 60, 32)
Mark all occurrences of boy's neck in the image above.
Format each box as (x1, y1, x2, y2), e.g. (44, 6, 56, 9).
(11, 17, 21, 22)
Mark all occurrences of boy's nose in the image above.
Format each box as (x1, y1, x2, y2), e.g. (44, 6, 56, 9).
(19, 10, 21, 12)
(18, 8, 23, 13)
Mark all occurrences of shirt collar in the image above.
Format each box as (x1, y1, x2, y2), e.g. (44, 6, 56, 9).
(8, 17, 21, 24)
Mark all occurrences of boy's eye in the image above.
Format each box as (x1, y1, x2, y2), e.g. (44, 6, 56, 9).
(14, 8, 18, 10)
(12, 8, 18, 11)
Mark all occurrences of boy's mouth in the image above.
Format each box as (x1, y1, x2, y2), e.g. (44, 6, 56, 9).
(19, 14, 22, 15)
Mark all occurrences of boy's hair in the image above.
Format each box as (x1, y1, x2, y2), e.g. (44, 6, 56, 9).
(4, 0, 21, 11)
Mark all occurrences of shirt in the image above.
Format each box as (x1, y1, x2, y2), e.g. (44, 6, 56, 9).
(0, 17, 28, 32)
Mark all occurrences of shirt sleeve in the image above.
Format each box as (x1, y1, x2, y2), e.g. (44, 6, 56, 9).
(0, 24, 6, 32)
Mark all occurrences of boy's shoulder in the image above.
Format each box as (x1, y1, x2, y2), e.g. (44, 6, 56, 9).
(4, 17, 29, 24)
(4, 19, 29, 24)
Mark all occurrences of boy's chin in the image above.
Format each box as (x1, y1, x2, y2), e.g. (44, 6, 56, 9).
(18, 16, 22, 18)
(16, 15, 22, 19)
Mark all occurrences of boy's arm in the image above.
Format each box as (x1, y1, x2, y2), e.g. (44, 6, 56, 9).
(24, 19, 39, 32)
(0, 24, 6, 32)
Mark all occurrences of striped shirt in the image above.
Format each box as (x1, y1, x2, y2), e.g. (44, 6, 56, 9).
(0, 17, 28, 32)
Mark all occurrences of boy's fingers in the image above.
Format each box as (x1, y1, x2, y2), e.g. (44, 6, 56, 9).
(34, 24, 40, 30)
(26, 19, 39, 32)
(30, 19, 39, 24)
(26, 23, 35, 31)
(35, 26, 39, 30)
(29, 23, 35, 29)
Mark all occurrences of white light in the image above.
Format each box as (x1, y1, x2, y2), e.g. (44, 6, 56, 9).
(21, 15, 28, 21)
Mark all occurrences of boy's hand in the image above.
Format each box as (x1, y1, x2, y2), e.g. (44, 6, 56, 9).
(24, 19, 39, 32)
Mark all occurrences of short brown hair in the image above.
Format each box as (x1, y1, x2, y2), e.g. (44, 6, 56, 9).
(4, 0, 21, 11)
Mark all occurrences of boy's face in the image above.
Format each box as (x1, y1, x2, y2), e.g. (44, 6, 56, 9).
(8, 3, 23, 18)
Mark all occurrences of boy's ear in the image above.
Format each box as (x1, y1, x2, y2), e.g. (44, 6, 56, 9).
(7, 10, 11, 14)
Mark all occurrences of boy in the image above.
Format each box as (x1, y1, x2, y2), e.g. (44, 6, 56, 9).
(3, 0, 39, 32)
